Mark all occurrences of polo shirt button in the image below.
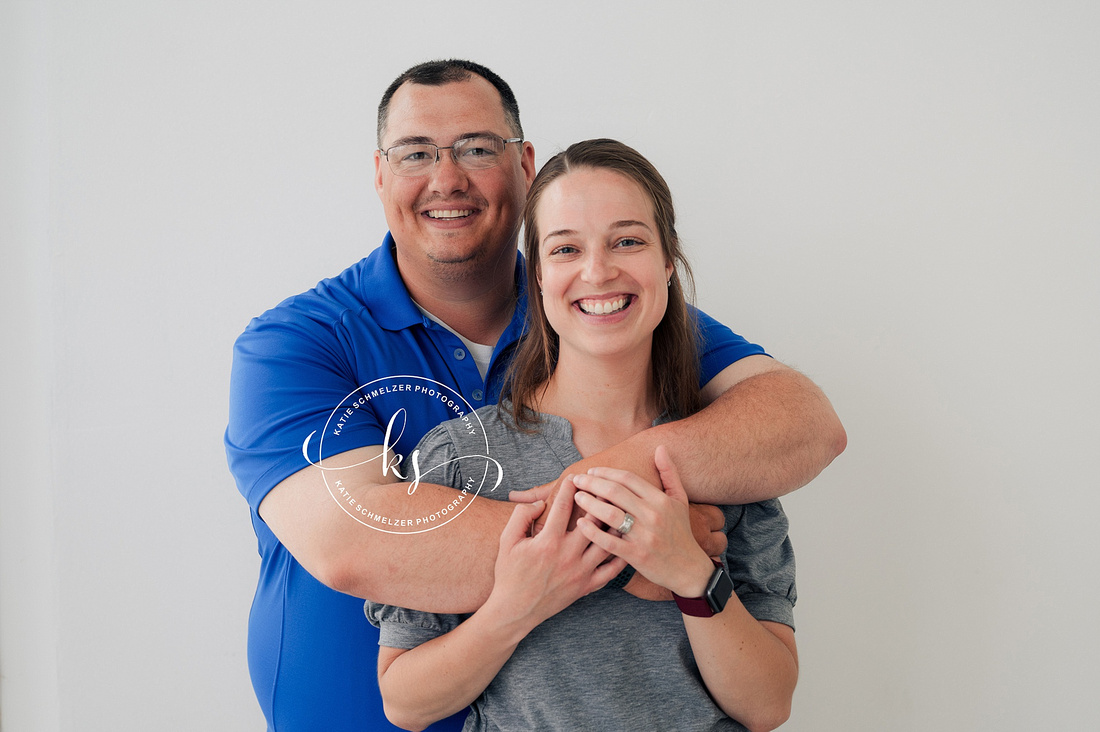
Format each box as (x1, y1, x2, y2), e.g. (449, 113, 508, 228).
(454, 348, 466, 360)
(472, 389, 484, 402)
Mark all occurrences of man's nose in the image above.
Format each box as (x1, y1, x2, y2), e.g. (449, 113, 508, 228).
(427, 148, 469, 194)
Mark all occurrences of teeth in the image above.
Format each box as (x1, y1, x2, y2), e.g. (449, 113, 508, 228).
(426, 209, 472, 219)
(578, 297, 628, 315)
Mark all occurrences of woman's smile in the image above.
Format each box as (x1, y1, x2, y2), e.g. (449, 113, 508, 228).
(576, 294, 632, 316)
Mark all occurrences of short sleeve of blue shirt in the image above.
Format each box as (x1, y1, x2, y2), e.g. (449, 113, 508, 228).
(226, 286, 384, 512)
(693, 305, 768, 385)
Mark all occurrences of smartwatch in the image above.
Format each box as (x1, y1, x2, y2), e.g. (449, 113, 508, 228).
(606, 563, 636, 590)
(673, 559, 734, 617)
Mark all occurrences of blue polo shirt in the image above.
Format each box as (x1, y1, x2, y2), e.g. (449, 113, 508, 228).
(225, 234, 766, 731)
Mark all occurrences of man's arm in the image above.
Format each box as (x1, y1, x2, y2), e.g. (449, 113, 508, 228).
(521, 356, 845, 505)
(259, 443, 725, 611)
(260, 357, 841, 613)
(258, 446, 513, 613)
(679, 354, 846, 503)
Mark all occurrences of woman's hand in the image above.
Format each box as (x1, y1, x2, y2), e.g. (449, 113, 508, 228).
(572, 446, 716, 598)
(486, 476, 627, 632)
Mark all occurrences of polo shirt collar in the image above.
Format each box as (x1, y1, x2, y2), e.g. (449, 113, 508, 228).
(362, 232, 528, 335)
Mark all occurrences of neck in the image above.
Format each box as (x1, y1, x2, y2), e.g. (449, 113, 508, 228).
(538, 346, 656, 457)
(399, 248, 518, 346)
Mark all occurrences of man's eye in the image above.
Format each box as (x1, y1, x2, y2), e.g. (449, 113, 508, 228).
(462, 146, 494, 158)
(402, 149, 431, 162)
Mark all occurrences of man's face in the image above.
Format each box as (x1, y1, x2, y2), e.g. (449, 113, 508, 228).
(374, 77, 536, 284)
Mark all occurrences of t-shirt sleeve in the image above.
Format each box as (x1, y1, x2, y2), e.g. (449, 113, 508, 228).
(365, 602, 468, 650)
(692, 306, 769, 386)
(405, 421, 464, 492)
(723, 500, 797, 629)
(224, 306, 388, 512)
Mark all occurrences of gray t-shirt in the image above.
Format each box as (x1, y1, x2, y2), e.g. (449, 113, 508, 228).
(366, 405, 796, 732)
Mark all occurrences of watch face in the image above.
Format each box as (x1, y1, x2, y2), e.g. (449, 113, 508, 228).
(706, 567, 735, 614)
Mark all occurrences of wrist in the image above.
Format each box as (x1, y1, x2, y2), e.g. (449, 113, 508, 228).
(671, 552, 717, 599)
(477, 591, 540, 645)
(672, 558, 734, 618)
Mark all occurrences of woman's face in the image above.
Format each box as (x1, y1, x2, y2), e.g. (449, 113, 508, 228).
(535, 167, 674, 364)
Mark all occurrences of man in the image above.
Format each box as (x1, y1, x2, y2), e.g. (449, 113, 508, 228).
(226, 59, 844, 731)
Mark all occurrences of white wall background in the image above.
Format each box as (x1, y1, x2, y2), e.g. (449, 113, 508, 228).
(3, 1, 1097, 730)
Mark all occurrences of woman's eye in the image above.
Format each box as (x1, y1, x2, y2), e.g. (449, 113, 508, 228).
(616, 238, 643, 249)
(550, 245, 578, 256)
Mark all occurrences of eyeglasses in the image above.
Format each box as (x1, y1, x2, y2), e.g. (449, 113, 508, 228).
(380, 134, 523, 177)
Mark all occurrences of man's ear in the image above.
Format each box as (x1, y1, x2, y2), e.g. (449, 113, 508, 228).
(521, 141, 537, 192)
(374, 150, 385, 195)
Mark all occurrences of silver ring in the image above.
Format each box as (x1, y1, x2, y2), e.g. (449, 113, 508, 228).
(616, 513, 635, 535)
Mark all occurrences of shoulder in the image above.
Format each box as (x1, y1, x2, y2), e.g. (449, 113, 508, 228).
(408, 405, 504, 492)
(231, 242, 426, 376)
(690, 305, 770, 386)
(241, 252, 387, 336)
(233, 259, 367, 357)
(416, 404, 576, 495)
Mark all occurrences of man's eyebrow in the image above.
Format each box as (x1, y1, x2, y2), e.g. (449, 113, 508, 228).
(385, 131, 500, 148)
(386, 135, 433, 147)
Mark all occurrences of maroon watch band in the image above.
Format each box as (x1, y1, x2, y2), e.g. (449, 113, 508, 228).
(673, 559, 733, 617)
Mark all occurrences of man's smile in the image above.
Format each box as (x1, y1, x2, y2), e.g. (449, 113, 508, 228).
(425, 209, 474, 219)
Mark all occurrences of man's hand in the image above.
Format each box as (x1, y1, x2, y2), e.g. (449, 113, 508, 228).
(509, 481, 555, 505)
(510, 478, 570, 534)
(688, 501, 727, 559)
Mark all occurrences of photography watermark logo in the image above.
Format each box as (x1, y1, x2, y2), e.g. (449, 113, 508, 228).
(301, 376, 503, 534)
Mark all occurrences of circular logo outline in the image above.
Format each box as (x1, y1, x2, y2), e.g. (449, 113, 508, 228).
(303, 375, 502, 534)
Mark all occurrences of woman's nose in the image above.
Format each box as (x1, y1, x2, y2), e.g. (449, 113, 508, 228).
(581, 249, 615, 283)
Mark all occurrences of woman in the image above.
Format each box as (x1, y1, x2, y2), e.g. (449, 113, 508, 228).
(367, 139, 798, 732)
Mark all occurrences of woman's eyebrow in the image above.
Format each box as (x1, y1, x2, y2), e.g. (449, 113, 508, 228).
(610, 219, 654, 232)
(543, 220, 654, 242)
(543, 228, 578, 241)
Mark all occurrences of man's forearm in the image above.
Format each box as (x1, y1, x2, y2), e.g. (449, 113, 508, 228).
(561, 366, 845, 504)
(260, 453, 515, 613)
(333, 482, 516, 610)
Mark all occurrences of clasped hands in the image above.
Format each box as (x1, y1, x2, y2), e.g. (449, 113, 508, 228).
(504, 446, 726, 603)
